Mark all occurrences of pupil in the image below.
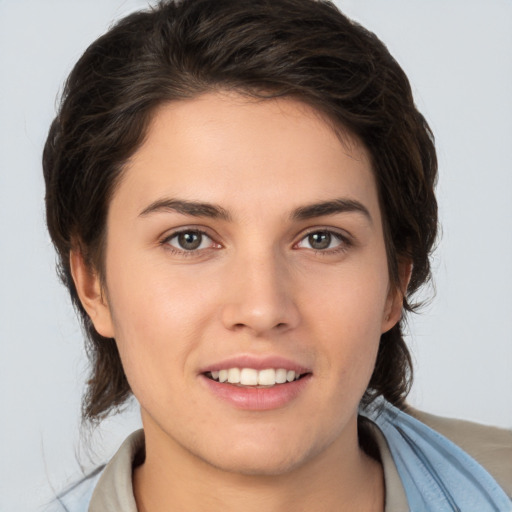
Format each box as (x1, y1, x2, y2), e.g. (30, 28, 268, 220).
(309, 232, 331, 250)
(178, 232, 202, 250)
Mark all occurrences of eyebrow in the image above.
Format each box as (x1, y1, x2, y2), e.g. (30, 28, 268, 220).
(139, 198, 232, 221)
(291, 198, 372, 223)
(139, 197, 371, 224)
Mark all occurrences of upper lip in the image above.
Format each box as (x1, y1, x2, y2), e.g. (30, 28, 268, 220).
(199, 355, 311, 375)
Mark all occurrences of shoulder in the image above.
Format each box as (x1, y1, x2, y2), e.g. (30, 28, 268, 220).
(407, 407, 512, 497)
(40, 467, 104, 512)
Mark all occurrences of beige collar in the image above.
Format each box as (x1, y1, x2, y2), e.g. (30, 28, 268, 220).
(89, 425, 408, 512)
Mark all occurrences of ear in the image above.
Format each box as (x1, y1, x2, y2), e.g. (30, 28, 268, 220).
(381, 260, 413, 333)
(70, 249, 115, 338)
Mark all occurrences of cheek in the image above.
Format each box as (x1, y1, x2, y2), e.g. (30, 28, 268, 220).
(103, 256, 212, 393)
(303, 260, 390, 335)
(106, 247, 215, 329)
(300, 261, 389, 377)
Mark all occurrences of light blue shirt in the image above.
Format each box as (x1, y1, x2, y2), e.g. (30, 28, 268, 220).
(361, 400, 512, 511)
(44, 400, 512, 511)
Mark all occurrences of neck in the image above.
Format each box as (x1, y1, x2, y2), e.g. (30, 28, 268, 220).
(133, 417, 384, 512)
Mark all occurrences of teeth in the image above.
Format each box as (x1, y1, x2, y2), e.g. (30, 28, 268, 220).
(240, 368, 258, 385)
(275, 368, 287, 384)
(227, 368, 241, 384)
(208, 368, 303, 387)
(258, 369, 275, 386)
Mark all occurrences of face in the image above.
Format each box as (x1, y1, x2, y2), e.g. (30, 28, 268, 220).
(75, 92, 402, 475)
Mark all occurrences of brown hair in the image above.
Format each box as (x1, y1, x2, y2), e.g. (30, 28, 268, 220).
(43, 0, 437, 422)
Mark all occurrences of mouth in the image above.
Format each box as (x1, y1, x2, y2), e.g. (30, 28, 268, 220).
(200, 362, 312, 410)
(204, 368, 309, 388)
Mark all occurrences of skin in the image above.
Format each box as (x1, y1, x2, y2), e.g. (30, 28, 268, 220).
(72, 92, 406, 512)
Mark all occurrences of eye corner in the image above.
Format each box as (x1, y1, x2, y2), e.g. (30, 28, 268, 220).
(294, 228, 353, 255)
(160, 228, 222, 254)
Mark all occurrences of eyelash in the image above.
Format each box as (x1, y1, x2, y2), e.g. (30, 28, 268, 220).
(160, 228, 352, 256)
(160, 229, 219, 256)
(294, 228, 352, 256)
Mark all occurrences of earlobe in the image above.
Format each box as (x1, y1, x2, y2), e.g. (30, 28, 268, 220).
(381, 287, 403, 333)
(381, 260, 413, 333)
(70, 250, 115, 338)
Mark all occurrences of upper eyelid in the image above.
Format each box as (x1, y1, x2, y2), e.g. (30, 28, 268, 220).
(293, 228, 355, 254)
(296, 226, 352, 242)
(161, 229, 221, 255)
(161, 226, 218, 242)
(158, 225, 353, 248)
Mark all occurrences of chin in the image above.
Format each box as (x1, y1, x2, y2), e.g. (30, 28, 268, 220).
(198, 434, 320, 477)
(207, 451, 307, 477)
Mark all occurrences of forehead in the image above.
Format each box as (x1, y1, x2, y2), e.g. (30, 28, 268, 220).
(113, 92, 380, 223)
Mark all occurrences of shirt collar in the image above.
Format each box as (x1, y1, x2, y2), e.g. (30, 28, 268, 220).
(88, 424, 408, 512)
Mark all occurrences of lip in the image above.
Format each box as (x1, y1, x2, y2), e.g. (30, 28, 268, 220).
(198, 355, 310, 374)
(200, 373, 312, 410)
(198, 354, 312, 411)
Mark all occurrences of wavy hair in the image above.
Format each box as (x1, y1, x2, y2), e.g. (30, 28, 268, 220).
(43, 0, 437, 421)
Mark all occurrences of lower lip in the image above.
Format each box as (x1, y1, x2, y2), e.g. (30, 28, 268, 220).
(200, 374, 312, 411)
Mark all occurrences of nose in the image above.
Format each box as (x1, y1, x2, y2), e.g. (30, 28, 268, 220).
(220, 249, 301, 336)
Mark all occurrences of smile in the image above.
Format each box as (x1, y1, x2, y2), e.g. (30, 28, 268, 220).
(206, 368, 304, 387)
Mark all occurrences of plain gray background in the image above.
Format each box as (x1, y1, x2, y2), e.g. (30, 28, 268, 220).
(1, 1, 511, 510)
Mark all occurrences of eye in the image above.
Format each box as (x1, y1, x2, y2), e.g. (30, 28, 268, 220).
(164, 230, 215, 251)
(296, 230, 346, 251)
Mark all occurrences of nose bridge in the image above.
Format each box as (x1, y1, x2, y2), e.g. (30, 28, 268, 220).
(221, 243, 299, 335)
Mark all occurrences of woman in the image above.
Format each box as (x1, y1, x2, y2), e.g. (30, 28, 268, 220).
(42, 0, 511, 510)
